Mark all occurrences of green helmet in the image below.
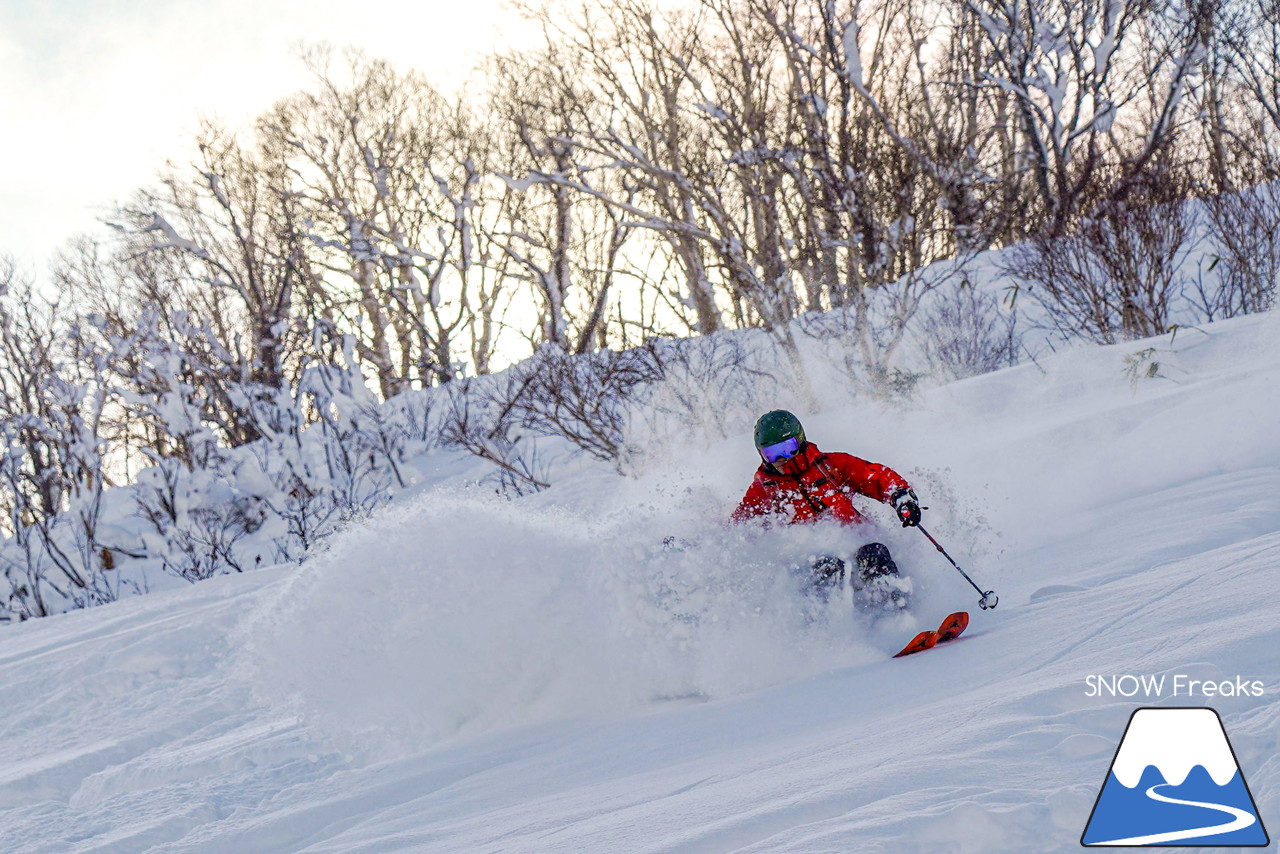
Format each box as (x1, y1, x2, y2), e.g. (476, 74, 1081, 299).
(753, 409, 806, 450)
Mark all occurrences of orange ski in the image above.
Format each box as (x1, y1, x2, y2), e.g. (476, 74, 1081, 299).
(935, 611, 969, 642)
(893, 630, 937, 657)
(894, 611, 970, 658)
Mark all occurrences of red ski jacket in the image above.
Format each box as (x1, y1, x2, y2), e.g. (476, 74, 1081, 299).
(731, 442, 910, 527)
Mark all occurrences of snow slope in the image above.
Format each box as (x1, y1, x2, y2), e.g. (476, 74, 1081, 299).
(0, 312, 1277, 853)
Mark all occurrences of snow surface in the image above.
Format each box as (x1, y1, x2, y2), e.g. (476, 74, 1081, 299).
(1, 310, 1278, 853)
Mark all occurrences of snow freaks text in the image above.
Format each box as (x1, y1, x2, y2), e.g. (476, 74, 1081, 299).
(1084, 675, 1265, 698)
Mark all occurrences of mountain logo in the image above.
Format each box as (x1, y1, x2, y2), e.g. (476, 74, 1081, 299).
(1082, 707, 1270, 847)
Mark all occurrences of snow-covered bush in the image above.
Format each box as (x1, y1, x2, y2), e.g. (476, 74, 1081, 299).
(1005, 191, 1196, 343)
(0, 280, 124, 620)
(915, 283, 1019, 381)
(1198, 182, 1280, 318)
(441, 376, 550, 496)
(133, 457, 256, 581)
(506, 344, 662, 464)
(629, 332, 782, 453)
(436, 342, 663, 490)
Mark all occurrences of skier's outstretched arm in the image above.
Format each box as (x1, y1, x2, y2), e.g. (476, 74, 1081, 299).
(730, 477, 770, 523)
(824, 453, 921, 527)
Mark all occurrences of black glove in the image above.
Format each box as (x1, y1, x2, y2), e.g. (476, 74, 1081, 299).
(890, 487, 922, 527)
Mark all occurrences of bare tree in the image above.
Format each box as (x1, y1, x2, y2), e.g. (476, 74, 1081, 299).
(270, 50, 528, 389)
(969, 0, 1208, 234)
(1219, 0, 1280, 161)
(488, 42, 653, 355)
(550, 0, 725, 336)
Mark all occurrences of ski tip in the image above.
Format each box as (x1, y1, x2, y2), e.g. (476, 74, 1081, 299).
(937, 611, 970, 641)
(893, 630, 938, 658)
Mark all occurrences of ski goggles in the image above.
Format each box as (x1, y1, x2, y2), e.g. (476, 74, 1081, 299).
(760, 436, 802, 464)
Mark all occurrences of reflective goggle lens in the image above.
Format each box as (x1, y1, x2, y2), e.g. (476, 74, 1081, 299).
(760, 436, 801, 463)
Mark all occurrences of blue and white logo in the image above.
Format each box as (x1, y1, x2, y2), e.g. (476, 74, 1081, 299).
(1082, 707, 1269, 846)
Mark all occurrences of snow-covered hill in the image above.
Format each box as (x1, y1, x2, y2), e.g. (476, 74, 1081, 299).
(0, 310, 1277, 853)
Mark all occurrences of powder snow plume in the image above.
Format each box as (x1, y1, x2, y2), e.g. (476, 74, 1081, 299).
(243, 489, 889, 757)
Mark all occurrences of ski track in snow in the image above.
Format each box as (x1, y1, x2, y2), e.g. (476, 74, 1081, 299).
(0, 312, 1278, 852)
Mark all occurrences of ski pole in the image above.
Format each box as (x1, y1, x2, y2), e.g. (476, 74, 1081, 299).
(916, 525, 998, 610)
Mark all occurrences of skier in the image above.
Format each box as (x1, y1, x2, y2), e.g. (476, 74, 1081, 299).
(731, 409, 922, 610)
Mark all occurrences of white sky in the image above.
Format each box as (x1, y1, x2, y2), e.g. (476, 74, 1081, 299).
(0, 0, 532, 270)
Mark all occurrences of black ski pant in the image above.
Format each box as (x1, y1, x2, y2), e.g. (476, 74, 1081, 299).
(806, 542, 899, 598)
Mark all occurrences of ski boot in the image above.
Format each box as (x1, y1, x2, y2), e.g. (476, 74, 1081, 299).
(806, 554, 846, 602)
(852, 542, 911, 613)
(791, 554, 847, 623)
